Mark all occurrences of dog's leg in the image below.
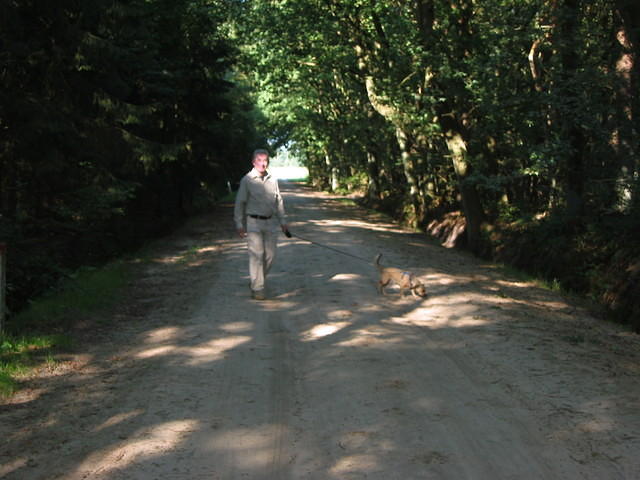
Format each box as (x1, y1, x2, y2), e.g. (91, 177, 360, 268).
(401, 273, 413, 296)
(378, 278, 390, 295)
(375, 254, 385, 295)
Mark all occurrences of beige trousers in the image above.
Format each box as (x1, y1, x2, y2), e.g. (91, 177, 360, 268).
(246, 228, 277, 292)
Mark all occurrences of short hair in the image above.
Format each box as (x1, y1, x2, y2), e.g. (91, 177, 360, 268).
(252, 149, 270, 161)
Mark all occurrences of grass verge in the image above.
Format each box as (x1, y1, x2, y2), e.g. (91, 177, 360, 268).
(11, 262, 130, 332)
(1, 261, 131, 398)
(0, 334, 72, 397)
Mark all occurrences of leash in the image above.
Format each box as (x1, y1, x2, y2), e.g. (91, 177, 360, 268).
(285, 230, 372, 264)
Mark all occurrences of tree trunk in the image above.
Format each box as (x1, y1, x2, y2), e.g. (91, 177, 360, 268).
(557, 0, 585, 216)
(613, 2, 640, 211)
(416, 0, 435, 45)
(395, 127, 424, 222)
(416, 0, 484, 249)
(324, 149, 339, 192)
(365, 149, 381, 200)
(441, 119, 485, 253)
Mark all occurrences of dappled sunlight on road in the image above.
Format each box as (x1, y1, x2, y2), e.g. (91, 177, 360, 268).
(259, 299, 299, 311)
(329, 273, 366, 282)
(314, 217, 409, 235)
(134, 334, 253, 366)
(143, 326, 182, 343)
(1, 458, 28, 478)
(185, 336, 253, 365)
(135, 344, 177, 359)
(335, 324, 409, 348)
(73, 419, 200, 477)
(93, 409, 145, 433)
(219, 321, 254, 333)
(300, 321, 351, 342)
(330, 453, 380, 477)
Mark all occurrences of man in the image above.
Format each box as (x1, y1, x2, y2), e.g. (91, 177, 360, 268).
(234, 149, 289, 300)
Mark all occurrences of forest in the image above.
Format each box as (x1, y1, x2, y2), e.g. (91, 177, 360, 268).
(1, 0, 639, 332)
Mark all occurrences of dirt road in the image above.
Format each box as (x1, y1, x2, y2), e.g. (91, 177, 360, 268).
(2, 182, 639, 479)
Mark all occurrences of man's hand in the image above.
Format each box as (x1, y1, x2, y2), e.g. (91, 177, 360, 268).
(281, 224, 291, 238)
(237, 228, 247, 238)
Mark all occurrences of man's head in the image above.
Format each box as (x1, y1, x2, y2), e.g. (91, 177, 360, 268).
(252, 149, 270, 176)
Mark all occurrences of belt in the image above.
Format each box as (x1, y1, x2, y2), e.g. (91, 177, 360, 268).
(248, 214, 272, 220)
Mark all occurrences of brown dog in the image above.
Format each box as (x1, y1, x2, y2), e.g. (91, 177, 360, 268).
(374, 253, 427, 298)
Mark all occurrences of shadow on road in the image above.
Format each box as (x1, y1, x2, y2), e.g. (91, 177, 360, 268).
(2, 182, 639, 479)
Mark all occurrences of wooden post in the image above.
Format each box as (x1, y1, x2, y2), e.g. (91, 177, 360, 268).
(0, 243, 6, 333)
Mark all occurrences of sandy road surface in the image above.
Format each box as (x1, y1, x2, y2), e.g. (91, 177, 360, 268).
(2, 182, 640, 479)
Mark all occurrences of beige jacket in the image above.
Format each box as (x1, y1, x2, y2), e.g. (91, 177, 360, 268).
(233, 168, 286, 231)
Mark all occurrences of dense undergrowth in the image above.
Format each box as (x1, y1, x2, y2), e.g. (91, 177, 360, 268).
(485, 213, 640, 333)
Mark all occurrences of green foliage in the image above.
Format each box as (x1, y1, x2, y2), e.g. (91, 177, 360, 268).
(231, 0, 639, 329)
(1, 0, 266, 319)
(334, 172, 369, 195)
(9, 262, 129, 333)
(2, 0, 639, 332)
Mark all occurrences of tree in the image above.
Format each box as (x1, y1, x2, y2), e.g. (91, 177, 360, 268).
(0, 0, 264, 318)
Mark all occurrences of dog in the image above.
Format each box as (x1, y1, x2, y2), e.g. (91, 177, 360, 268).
(374, 253, 427, 298)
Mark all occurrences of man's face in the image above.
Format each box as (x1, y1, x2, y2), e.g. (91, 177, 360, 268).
(253, 153, 269, 175)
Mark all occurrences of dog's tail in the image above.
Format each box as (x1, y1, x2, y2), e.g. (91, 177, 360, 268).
(374, 253, 382, 268)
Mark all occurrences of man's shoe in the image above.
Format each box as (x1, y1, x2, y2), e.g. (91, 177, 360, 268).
(251, 290, 266, 300)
